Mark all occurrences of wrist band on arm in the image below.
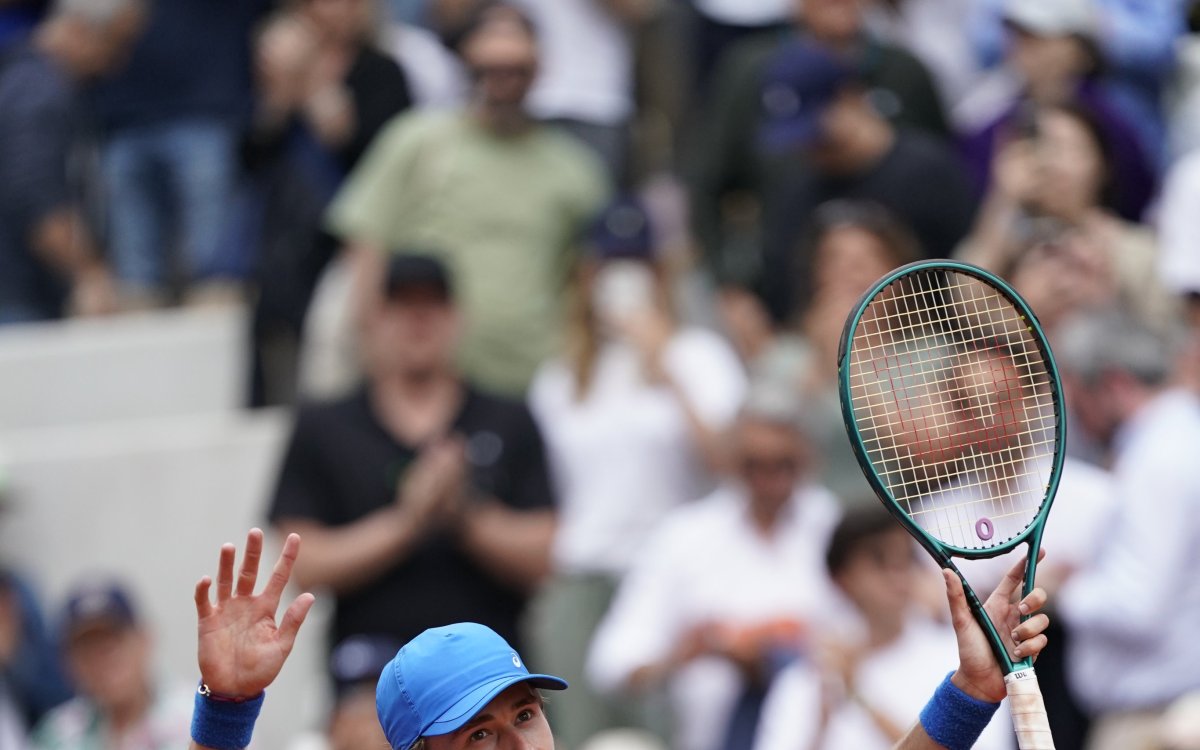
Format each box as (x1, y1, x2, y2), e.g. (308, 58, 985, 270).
(191, 682, 265, 750)
(919, 672, 1001, 750)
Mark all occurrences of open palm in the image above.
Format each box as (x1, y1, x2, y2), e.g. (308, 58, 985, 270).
(193, 529, 315, 698)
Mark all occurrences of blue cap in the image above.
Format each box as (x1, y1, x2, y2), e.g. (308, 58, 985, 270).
(589, 196, 655, 261)
(376, 623, 567, 749)
(759, 40, 854, 152)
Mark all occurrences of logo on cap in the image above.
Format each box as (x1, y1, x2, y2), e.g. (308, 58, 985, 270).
(512, 653, 522, 668)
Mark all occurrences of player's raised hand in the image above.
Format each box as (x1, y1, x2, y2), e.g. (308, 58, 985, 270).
(193, 529, 315, 698)
(947, 550, 1050, 703)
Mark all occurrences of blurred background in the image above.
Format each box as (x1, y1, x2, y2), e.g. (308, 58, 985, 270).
(1, 0, 1199, 748)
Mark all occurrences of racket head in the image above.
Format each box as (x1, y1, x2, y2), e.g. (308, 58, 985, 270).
(838, 260, 1066, 561)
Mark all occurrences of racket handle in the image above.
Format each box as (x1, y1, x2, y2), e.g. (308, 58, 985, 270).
(1005, 668, 1055, 749)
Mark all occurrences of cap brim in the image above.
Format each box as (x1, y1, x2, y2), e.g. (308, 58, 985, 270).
(423, 673, 568, 738)
(759, 114, 822, 153)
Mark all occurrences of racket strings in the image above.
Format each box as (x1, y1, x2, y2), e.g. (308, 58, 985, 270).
(847, 270, 1056, 549)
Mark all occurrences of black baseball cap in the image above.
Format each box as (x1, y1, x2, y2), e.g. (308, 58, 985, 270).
(589, 196, 655, 262)
(330, 635, 402, 700)
(384, 253, 454, 300)
(759, 39, 855, 152)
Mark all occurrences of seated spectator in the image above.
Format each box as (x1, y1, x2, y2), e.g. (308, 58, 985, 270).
(0, 0, 141, 324)
(322, 1, 609, 398)
(753, 506, 1014, 750)
(700, 38, 972, 326)
(88, 0, 268, 309)
(528, 197, 746, 748)
(587, 394, 842, 750)
(957, 0, 1156, 221)
(1056, 308, 1200, 750)
(244, 0, 413, 405)
(0, 571, 71, 746)
(31, 580, 191, 750)
(957, 101, 1178, 333)
(749, 200, 919, 502)
(285, 635, 399, 750)
(268, 253, 556, 655)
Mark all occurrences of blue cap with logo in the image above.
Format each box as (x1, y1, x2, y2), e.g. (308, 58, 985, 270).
(375, 622, 567, 749)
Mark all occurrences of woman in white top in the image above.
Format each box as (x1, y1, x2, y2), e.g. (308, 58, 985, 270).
(527, 196, 746, 749)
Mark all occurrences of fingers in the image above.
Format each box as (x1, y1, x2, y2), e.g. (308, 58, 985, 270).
(194, 576, 213, 619)
(991, 548, 1047, 603)
(216, 543, 236, 603)
(236, 528, 264, 598)
(1013, 633, 1047, 660)
(1012, 613, 1050, 644)
(262, 532, 302, 607)
(1018, 586, 1048, 617)
(278, 592, 316, 653)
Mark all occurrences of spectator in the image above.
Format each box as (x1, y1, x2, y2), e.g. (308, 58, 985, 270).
(323, 2, 608, 398)
(285, 635, 399, 750)
(527, 197, 746, 749)
(0, 0, 46, 49)
(747, 200, 919, 502)
(268, 253, 556, 654)
(692, 0, 952, 317)
(699, 38, 972, 325)
(31, 580, 192, 750)
(587, 395, 842, 750)
(753, 507, 1014, 750)
(957, 0, 1156, 222)
(243, 0, 413, 405)
(957, 101, 1178, 333)
(0, 572, 72, 745)
(515, 0, 655, 179)
(88, 0, 268, 309)
(1056, 308, 1200, 750)
(685, 0, 791, 98)
(0, 0, 140, 324)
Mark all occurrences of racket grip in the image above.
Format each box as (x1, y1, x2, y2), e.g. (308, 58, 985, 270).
(1005, 668, 1055, 749)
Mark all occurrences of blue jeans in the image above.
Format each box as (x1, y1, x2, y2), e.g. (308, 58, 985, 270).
(101, 118, 241, 287)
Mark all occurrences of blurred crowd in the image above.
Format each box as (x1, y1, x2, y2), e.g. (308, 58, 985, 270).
(2, 0, 1200, 748)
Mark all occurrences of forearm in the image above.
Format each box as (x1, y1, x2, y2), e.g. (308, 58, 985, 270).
(665, 376, 729, 474)
(274, 511, 423, 594)
(458, 505, 554, 591)
(893, 722, 937, 750)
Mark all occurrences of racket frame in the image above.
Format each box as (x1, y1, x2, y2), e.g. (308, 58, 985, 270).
(837, 260, 1066, 674)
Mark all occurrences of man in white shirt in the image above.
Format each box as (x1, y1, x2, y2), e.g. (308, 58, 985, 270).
(1056, 308, 1200, 750)
(586, 395, 842, 750)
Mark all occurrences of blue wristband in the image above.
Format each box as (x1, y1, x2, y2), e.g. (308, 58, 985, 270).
(919, 672, 1001, 750)
(191, 686, 264, 750)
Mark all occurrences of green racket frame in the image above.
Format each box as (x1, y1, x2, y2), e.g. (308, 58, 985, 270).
(837, 260, 1067, 673)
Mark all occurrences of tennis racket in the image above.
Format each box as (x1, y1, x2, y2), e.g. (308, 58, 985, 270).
(837, 260, 1063, 750)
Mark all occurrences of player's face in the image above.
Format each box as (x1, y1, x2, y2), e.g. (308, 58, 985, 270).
(426, 683, 554, 750)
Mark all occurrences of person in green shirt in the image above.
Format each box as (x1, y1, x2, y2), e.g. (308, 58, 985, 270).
(325, 3, 608, 398)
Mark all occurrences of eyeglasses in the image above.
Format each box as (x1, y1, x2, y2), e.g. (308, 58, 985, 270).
(470, 64, 535, 81)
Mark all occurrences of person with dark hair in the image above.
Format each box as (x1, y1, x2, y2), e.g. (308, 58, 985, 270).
(956, 101, 1177, 333)
(286, 635, 401, 750)
(267, 253, 557, 656)
(321, 1, 607, 398)
(957, 0, 1156, 222)
(754, 506, 1017, 749)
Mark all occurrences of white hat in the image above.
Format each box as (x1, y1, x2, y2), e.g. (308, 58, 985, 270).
(1003, 0, 1096, 40)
